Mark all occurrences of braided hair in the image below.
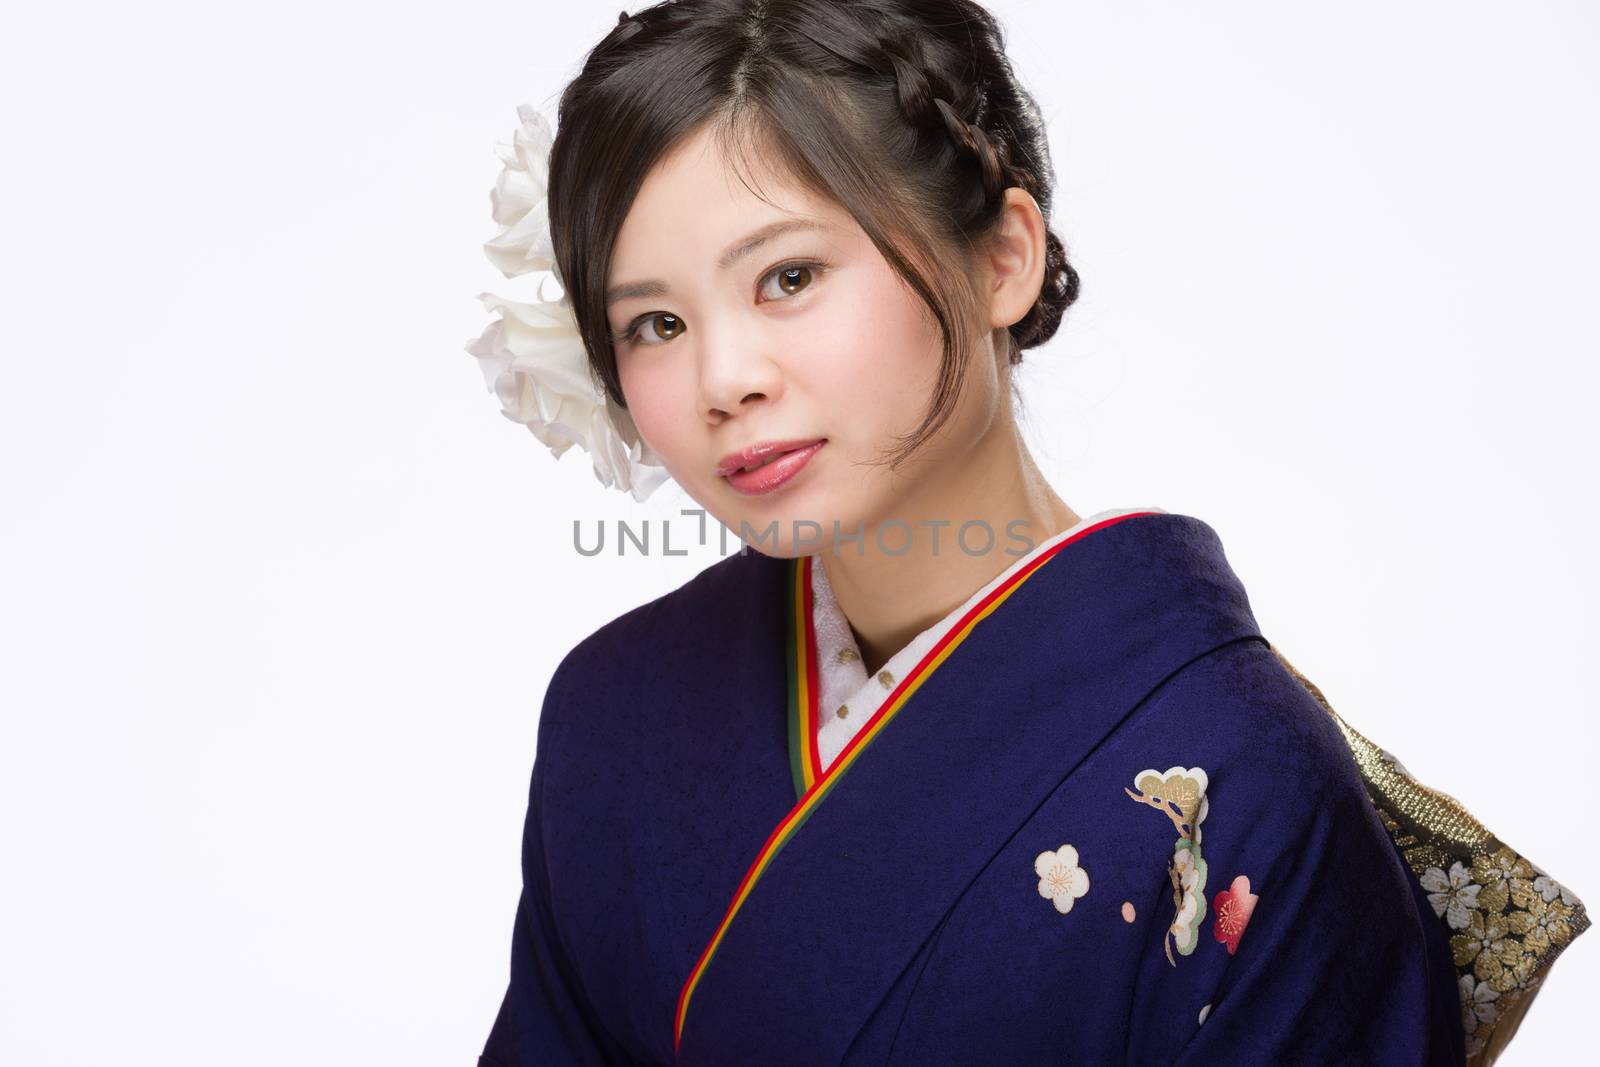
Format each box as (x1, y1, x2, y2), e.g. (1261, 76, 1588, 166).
(548, 0, 1080, 468)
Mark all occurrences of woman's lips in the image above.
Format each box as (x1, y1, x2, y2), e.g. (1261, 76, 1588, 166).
(722, 440, 825, 496)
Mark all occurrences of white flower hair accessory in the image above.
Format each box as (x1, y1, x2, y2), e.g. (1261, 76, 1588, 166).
(465, 103, 672, 502)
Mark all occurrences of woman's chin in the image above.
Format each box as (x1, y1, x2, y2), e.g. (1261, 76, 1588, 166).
(714, 496, 864, 560)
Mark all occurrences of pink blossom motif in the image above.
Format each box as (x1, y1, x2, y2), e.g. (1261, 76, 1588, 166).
(1211, 874, 1258, 954)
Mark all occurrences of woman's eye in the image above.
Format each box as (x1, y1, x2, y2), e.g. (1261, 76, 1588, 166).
(615, 261, 824, 349)
(623, 313, 686, 348)
(758, 262, 820, 302)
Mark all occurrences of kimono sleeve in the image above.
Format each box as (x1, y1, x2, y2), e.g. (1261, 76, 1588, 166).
(479, 686, 631, 1066)
(1122, 642, 1464, 1067)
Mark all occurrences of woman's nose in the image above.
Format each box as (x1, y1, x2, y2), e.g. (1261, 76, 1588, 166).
(696, 319, 784, 423)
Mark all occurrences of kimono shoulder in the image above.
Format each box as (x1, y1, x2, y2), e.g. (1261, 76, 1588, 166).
(481, 548, 795, 1066)
(1123, 637, 1467, 1065)
(873, 634, 1466, 1067)
(533, 546, 791, 796)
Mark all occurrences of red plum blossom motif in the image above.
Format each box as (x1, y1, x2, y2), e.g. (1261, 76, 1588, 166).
(1211, 874, 1258, 955)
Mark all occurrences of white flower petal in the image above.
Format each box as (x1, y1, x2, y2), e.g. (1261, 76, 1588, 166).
(1035, 845, 1090, 915)
(468, 107, 672, 502)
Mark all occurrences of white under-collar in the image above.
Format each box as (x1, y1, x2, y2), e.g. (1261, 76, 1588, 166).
(810, 506, 1167, 773)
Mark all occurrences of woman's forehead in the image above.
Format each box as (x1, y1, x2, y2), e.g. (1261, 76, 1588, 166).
(638, 122, 808, 210)
(610, 125, 855, 283)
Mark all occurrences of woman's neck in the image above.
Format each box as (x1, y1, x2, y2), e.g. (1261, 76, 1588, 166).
(818, 417, 1078, 677)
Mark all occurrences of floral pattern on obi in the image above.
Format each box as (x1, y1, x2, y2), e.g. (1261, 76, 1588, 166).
(1435, 846, 1581, 997)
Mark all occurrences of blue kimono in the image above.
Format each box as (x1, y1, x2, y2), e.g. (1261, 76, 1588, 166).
(479, 511, 1587, 1065)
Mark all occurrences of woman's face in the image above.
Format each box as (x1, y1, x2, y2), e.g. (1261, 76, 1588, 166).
(606, 123, 1006, 557)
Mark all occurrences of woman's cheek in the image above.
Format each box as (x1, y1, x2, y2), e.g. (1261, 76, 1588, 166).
(619, 360, 692, 474)
(817, 285, 942, 434)
(794, 282, 895, 392)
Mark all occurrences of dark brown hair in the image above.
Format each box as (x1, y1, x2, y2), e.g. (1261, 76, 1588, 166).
(547, 0, 1080, 467)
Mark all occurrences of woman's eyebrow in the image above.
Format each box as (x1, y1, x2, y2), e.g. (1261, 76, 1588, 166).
(605, 217, 831, 307)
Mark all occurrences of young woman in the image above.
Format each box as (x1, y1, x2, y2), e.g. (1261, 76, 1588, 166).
(469, 2, 1588, 1063)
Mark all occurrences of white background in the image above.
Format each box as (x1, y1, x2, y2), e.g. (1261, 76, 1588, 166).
(2, 1, 1594, 1062)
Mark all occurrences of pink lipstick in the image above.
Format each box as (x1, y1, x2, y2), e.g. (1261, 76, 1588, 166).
(719, 439, 826, 496)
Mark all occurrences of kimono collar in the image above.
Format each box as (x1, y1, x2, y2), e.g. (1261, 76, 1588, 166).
(807, 507, 1171, 778)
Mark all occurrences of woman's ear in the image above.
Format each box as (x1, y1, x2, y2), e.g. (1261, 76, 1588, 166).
(984, 187, 1048, 331)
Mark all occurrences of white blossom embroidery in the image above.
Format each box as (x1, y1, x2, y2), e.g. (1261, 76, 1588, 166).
(1459, 973, 1500, 1033)
(1421, 861, 1483, 930)
(1035, 844, 1091, 915)
(1532, 873, 1579, 908)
